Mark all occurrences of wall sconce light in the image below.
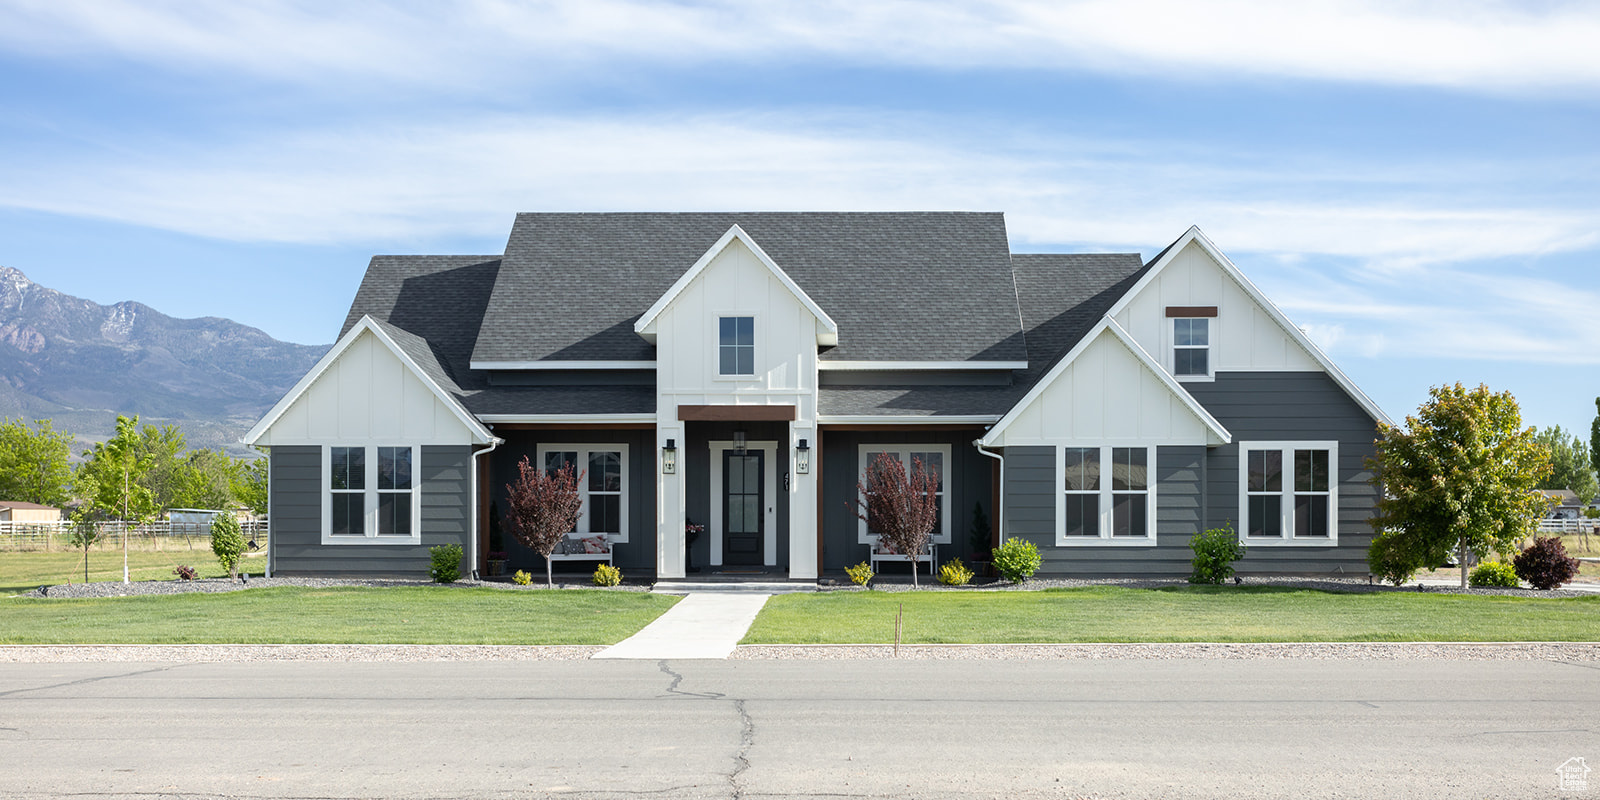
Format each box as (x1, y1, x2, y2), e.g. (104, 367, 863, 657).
(733, 430, 747, 455)
(796, 438, 810, 474)
(662, 438, 677, 474)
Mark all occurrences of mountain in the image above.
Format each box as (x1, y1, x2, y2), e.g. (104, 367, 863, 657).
(0, 267, 329, 454)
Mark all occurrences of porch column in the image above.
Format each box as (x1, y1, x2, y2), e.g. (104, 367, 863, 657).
(788, 422, 818, 579)
(657, 425, 686, 579)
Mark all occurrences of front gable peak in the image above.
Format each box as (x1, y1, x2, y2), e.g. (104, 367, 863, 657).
(633, 225, 839, 346)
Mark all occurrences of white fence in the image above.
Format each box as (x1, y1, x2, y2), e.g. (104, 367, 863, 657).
(1537, 518, 1598, 534)
(0, 520, 269, 552)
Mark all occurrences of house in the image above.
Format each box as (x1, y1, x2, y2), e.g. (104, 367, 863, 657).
(244, 213, 1389, 580)
(0, 502, 62, 522)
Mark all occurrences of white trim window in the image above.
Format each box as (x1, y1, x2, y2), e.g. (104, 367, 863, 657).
(1057, 445, 1156, 545)
(1173, 318, 1211, 378)
(856, 444, 951, 545)
(322, 445, 420, 544)
(535, 444, 630, 543)
(1240, 441, 1338, 545)
(718, 316, 755, 376)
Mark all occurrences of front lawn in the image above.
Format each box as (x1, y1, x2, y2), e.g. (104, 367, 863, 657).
(743, 586, 1600, 644)
(1, 549, 238, 596)
(1, 586, 679, 645)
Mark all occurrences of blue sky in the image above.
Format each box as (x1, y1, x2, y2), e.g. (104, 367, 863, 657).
(0, 1, 1595, 433)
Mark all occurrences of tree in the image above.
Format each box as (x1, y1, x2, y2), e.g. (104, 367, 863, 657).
(210, 513, 246, 580)
(229, 455, 268, 516)
(73, 416, 160, 522)
(0, 418, 73, 507)
(1368, 383, 1554, 590)
(1533, 425, 1598, 504)
(852, 452, 939, 588)
(503, 456, 584, 588)
(1590, 397, 1600, 478)
(172, 449, 233, 511)
(67, 507, 102, 584)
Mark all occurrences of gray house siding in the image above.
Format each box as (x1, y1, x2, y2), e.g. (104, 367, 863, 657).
(1002, 445, 1206, 577)
(270, 445, 473, 577)
(488, 429, 656, 574)
(997, 372, 1380, 577)
(1185, 371, 1379, 576)
(819, 428, 994, 574)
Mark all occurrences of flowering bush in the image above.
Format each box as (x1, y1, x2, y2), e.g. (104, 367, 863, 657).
(845, 561, 875, 587)
(938, 558, 974, 586)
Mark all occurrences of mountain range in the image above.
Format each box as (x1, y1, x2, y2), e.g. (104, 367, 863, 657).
(0, 267, 329, 454)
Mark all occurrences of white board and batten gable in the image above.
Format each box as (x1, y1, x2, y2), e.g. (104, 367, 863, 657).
(982, 319, 1230, 449)
(634, 225, 836, 419)
(245, 316, 492, 447)
(1111, 226, 1390, 424)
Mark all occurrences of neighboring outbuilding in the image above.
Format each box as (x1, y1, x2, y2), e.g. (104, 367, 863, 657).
(246, 212, 1391, 580)
(0, 502, 62, 522)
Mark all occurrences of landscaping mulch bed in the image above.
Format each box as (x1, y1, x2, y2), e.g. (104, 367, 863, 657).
(22, 575, 653, 599)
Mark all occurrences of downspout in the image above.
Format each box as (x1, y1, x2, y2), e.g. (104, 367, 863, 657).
(974, 439, 1004, 546)
(469, 437, 504, 581)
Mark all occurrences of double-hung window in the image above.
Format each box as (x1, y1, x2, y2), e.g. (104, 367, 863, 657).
(324, 445, 419, 543)
(536, 444, 629, 543)
(857, 444, 951, 545)
(1172, 318, 1210, 378)
(1241, 441, 1337, 544)
(718, 316, 755, 376)
(1058, 445, 1155, 545)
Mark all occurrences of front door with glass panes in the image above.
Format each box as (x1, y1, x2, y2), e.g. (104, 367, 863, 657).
(722, 451, 764, 566)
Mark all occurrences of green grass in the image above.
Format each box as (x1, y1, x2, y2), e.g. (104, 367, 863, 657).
(743, 586, 1600, 644)
(1, 548, 242, 596)
(1, 586, 679, 645)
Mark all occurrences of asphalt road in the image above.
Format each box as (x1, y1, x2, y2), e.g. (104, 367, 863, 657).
(1, 657, 1596, 799)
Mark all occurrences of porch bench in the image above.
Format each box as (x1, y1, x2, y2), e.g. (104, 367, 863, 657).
(546, 534, 614, 565)
(869, 539, 936, 576)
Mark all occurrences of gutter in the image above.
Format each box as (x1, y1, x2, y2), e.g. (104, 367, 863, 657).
(469, 437, 505, 580)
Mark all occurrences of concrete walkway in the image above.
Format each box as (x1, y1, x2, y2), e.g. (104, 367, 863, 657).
(593, 592, 771, 660)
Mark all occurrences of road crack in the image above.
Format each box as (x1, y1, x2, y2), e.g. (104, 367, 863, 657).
(729, 698, 754, 800)
(657, 659, 725, 699)
(0, 664, 183, 699)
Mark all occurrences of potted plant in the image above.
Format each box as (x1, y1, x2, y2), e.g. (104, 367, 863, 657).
(486, 551, 508, 577)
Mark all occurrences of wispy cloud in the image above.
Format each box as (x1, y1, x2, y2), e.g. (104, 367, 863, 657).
(2, 0, 1598, 92)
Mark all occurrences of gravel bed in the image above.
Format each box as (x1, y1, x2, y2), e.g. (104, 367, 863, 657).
(0, 644, 603, 662)
(820, 574, 1597, 597)
(20, 576, 653, 599)
(733, 642, 1600, 660)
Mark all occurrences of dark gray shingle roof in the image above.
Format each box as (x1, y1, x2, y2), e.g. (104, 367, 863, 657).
(471, 212, 1025, 365)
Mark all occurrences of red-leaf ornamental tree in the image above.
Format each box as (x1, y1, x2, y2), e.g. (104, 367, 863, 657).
(504, 456, 584, 588)
(852, 452, 940, 587)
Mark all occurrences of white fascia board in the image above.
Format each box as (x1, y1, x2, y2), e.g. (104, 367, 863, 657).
(244, 316, 495, 446)
(477, 414, 657, 424)
(819, 415, 1002, 425)
(1111, 226, 1393, 427)
(470, 360, 656, 370)
(819, 361, 1028, 371)
(633, 224, 839, 346)
(979, 317, 1232, 448)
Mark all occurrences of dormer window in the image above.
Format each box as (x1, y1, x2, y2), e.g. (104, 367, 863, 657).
(719, 316, 754, 375)
(1166, 306, 1216, 379)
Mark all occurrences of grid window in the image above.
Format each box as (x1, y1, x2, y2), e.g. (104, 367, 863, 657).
(535, 444, 631, 545)
(1241, 443, 1337, 544)
(1062, 447, 1099, 537)
(329, 446, 365, 536)
(1173, 318, 1210, 377)
(1059, 446, 1154, 543)
(325, 445, 418, 542)
(719, 316, 755, 375)
(376, 447, 412, 536)
(857, 445, 952, 545)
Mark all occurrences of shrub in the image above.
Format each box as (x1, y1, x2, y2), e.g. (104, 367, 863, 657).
(844, 561, 875, 587)
(512, 570, 533, 586)
(1367, 531, 1419, 586)
(592, 564, 622, 587)
(1189, 524, 1246, 585)
(1514, 536, 1580, 590)
(210, 514, 246, 580)
(172, 564, 197, 581)
(429, 543, 463, 583)
(993, 537, 1041, 584)
(1586, 507, 1600, 520)
(938, 558, 973, 586)
(1468, 561, 1520, 588)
